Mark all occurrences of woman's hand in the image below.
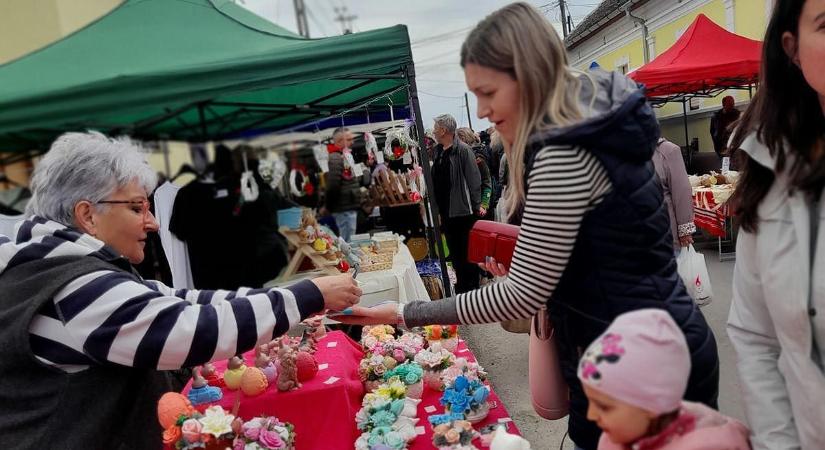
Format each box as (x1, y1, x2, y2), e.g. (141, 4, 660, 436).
(311, 273, 362, 312)
(478, 207, 487, 217)
(477, 256, 508, 277)
(679, 234, 694, 248)
(333, 303, 398, 326)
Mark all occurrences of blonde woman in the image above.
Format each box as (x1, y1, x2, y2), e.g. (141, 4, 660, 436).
(339, 3, 719, 449)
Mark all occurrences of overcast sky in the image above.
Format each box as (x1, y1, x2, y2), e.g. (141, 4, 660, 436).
(237, 0, 597, 132)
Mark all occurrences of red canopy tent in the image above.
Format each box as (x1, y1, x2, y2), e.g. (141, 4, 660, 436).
(629, 14, 762, 99)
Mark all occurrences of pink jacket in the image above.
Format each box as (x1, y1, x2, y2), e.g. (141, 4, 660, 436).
(598, 402, 751, 450)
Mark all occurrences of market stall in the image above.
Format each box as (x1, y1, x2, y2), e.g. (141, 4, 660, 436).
(178, 329, 523, 450)
(0, 0, 452, 295)
(629, 14, 762, 259)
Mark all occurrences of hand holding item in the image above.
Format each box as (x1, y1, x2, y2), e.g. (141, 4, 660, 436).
(679, 234, 694, 248)
(311, 273, 362, 312)
(477, 256, 508, 278)
(478, 207, 487, 217)
(333, 302, 398, 326)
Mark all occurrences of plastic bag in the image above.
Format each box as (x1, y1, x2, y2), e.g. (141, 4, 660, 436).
(676, 245, 713, 304)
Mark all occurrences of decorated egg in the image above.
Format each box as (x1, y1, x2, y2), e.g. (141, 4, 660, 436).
(261, 363, 278, 384)
(337, 260, 350, 273)
(295, 351, 318, 381)
(157, 392, 194, 429)
(312, 238, 328, 252)
(240, 367, 269, 396)
(224, 365, 247, 390)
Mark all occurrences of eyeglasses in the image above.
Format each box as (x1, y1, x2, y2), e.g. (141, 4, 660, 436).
(97, 199, 151, 218)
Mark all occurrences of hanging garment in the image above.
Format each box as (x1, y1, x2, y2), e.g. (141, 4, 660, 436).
(154, 181, 195, 289)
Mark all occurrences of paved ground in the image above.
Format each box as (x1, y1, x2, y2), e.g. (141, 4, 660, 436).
(460, 247, 742, 450)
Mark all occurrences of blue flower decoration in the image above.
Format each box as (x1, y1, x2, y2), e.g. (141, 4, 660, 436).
(428, 412, 464, 426)
(370, 410, 397, 428)
(454, 375, 469, 392)
(473, 386, 490, 404)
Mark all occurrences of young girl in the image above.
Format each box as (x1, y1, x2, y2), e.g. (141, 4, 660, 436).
(579, 309, 749, 450)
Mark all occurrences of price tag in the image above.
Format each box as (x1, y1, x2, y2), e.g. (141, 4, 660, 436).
(326, 341, 338, 348)
(353, 163, 365, 177)
(424, 405, 437, 413)
(721, 157, 730, 173)
(415, 426, 426, 435)
(215, 189, 229, 199)
(318, 363, 329, 370)
(323, 376, 340, 385)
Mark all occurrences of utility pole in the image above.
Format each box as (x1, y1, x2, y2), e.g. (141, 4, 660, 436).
(293, 0, 310, 38)
(464, 93, 473, 131)
(334, 6, 357, 35)
(559, 0, 569, 38)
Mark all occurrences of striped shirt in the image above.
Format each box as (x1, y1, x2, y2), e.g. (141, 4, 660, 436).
(1, 218, 324, 373)
(456, 145, 612, 324)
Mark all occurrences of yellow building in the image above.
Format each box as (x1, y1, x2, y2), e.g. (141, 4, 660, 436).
(565, 0, 773, 158)
(0, 0, 201, 190)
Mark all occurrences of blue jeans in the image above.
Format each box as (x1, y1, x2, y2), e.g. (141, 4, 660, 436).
(332, 210, 358, 242)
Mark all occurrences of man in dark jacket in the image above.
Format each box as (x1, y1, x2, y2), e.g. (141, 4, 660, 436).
(709, 96, 740, 158)
(325, 127, 370, 242)
(431, 114, 483, 293)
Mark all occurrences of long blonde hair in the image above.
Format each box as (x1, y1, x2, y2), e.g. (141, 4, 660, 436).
(461, 2, 586, 218)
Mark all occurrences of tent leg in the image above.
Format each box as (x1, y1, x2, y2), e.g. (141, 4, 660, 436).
(682, 100, 689, 148)
(198, 104, 207, 141)
(406, 65, 453, 299)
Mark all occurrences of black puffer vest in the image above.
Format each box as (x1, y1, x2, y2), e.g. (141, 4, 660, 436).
(520, 72, 719, 450)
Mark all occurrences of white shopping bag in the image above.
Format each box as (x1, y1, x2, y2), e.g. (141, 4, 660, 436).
(676, 245, 713, 303)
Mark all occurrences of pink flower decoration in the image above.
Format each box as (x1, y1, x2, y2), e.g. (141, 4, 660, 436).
(393, 349, 406, 363)
(181, 419, 203, 443)
(258, 429, 286, 449)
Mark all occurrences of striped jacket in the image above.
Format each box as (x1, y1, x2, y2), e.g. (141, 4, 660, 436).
(0, 217, 324, 373)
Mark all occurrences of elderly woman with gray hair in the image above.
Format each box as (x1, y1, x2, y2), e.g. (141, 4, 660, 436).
(0, 132, 361, 449)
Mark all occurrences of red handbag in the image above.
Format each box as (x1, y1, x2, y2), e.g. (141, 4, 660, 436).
(467, 220, 520, 269)
(468, 220, 570, 420)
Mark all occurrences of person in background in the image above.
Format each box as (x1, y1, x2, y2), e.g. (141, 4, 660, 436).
(709, 95, 741, 159)
(325, 127, 370, 242)
(432, 114, 483, 293)
(338, 4, 719, 449)
(457, 127, 493, 220)
(652, 137, 696, 257)
(726, 1, 825, 448)
(0, 132, 361, 449)
(580, 309, 750, 450)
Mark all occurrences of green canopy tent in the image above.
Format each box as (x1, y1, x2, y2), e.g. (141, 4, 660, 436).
(0, 0, 452, 295)
(0, 0, 414, 150)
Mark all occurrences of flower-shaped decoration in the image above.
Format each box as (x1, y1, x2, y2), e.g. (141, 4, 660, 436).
(432, 420, 479, 449)
(424, 325, 458, 341)
(383, 124, 418, 162)
(355, 426, 409, 450)
(160, 405, 238, 449)
(414, 343, 456, 371)
(376, 377, 407, 400)
(383, 362, 424, 386)
(359, 354, 396, 382)
(362, 325, 397, 352)
(234, 416, 296, 450)
(440, 376, 490, 416)
(441, 358, 487, 388)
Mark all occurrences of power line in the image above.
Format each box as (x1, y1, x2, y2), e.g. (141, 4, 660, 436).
(418, 90, 463, 99)
(410, 25, 475, 47)
(305, 4, 330, 37)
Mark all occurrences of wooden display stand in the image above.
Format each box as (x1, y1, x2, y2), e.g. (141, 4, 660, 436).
(277, 227, 341, 281)
(369, 169, 420, 207)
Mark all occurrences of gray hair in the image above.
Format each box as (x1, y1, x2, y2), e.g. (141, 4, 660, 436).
(26, 131, 157, 226)
(332, 127, 349, 140)
(433, 114, 457, 134)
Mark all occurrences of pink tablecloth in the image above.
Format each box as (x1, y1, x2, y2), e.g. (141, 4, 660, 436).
(183, 333, 520, 450)
(184, 331, 365, 450)
(410, 339, 521, 449)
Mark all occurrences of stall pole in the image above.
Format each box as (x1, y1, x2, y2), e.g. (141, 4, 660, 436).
(682, 99, 689, 147)
(405, 64, 453, 299)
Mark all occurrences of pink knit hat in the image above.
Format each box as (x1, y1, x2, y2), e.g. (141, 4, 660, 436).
(577, 309, 691, 415)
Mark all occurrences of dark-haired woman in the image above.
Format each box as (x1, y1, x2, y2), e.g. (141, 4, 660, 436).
(726, 1, 825, 449)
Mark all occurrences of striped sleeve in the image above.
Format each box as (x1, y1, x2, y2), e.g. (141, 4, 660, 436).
(38, 271, 324, 370)
(143, 279, 256, 304)
(455, 146, 612, 324)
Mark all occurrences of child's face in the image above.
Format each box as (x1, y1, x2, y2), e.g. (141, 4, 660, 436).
(583, 384, 657, 445)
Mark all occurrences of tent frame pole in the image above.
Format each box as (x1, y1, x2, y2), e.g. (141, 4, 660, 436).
(682, 99, 689, 147)
(405, 64, 453, 299)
